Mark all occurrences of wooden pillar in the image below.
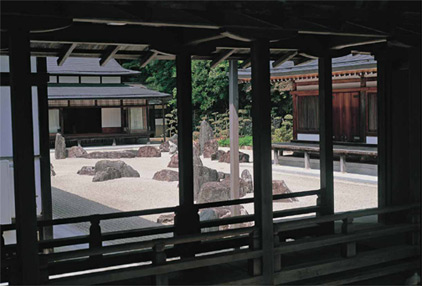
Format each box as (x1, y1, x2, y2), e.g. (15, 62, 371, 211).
(36, 57, 53, 242)
(162, 101, 166, 141)
(229, 60, 240, 216)
(8, 26, 40, 284)
(251, 39, 274, 284)
(146, 100, 150, 141)
(318, 56, 334, 220)
(174, 52, 200, 239)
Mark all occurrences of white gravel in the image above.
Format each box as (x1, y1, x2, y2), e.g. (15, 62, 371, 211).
(50, 145, 377, 225)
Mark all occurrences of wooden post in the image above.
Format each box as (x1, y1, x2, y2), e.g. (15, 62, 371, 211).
(229, 60, 240, 217)
(273, 149, 279, 165)
(304, 151, 311, 169)
(251, 39, 274, 285)
(340, 155, 346, 173)
(318, 56, 334, 223)
(89, 216, 102, 261)
(341, 217, 356, 257)
(174, 52, 200, 250)
(152, 242, 168, 285)
(36, 57, 53, 244)
(162, 101, 166, 141)
(248, 230, 261, 276)
(8, 25, 40, 284)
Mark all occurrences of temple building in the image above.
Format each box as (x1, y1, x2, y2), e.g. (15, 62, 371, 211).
(239, 54, 378, 144)
(47, 57, 170, 146)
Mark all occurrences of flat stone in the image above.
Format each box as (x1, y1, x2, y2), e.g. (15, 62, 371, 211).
(67, 146, 87, 158)
(77, 166, 96, 176)
(93, 167, 122, 182)
(84, 150, 137, 159)
(272, 180, 298, 202)
(137, 146, 161, 157)
(153, 169, 179, 182)
(95, 160, 140, 178)
(54, 133, 67, 159)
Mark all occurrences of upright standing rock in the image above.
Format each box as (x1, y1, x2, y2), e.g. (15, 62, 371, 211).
(55, 133, 67, 159)
(199, 120, 213, 155)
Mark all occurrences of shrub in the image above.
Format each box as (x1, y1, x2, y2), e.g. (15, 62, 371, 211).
(218, 136, 253, 147)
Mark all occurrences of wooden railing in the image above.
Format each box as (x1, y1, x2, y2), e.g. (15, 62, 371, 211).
(1, 195, 419, 285)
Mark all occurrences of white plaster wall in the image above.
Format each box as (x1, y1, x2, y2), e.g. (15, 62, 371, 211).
(81, 76, 101, 83)
(49, 76, 57, 83)
(102, 76, 121, 84)
(297, 133, 320, 141)
(366, 136, 378, 144)
(59, 76, 79, 83)
(101, 108, 121, 128)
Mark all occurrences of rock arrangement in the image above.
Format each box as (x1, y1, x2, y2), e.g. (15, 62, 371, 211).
(194, 166, 219, 199)
(137, 146, 161, 157)
(54, 133, 67, 159)
(67, 146, 88, 158)
(199, 120, 213, 155)
(159, 134, 178, 153)
(153, 169, 179, 182)
(76, 160, 139, 182)
(199, 205, 252, 231)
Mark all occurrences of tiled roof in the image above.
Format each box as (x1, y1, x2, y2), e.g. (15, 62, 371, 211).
(238, 54, 376, 79)
(47, 57, 139, 75)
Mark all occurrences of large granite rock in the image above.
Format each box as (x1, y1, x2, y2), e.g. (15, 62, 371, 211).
(220, 177, 248, 198)
(77, 166, 96, 176)
(194, 166, 219, 198)
(199, 120, 213, 154)
(94, 160, 140, 178)
(84, 150, 137, 159)
(167, 154, 179, 168)
(200, 206, 252, 231)
(153, 169, 179, 182)
(159, 141, 170, 152)
(54, 133, 67, 159)
(218, 171, 230, 180)
(218, 151, 250, 163)
(197, 181, 231, 203)
(169, 134, 178, 144)
(67, 146, 88, 158)
(93, 167, 121, 182)
(137, 146, 161, 157)
(169, 141, 178, 155)
(241, 169, 253, 193)
(157, 214, 175, 225)
(203, 139, 219, 158)
(50, 163, 56, 176)
(272, 180, 298, 202)
(211, 150, 226, 161)
(199, 209, 219, 232)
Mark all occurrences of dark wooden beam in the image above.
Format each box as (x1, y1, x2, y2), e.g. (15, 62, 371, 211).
(139, 50, 158, 68)
(174, 52, 200, 241)
(272, 51, 298, 68)
(251, 39, 274, 284)
(57, 43, 77, 66)
(210, 49, 237, 68)
(100, 45, 120, 66)
(318, 56, 334, 219)
(240, 58, 251, 69)
(8, 25, 40, 284)
(36, 57, 53, 243)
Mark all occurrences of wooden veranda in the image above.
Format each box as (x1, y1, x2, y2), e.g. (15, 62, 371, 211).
(0, 1, 420, 285)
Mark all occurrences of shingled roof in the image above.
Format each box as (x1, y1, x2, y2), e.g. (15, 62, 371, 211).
(238, 54, 376, 80)
(47, 57, 139, 75)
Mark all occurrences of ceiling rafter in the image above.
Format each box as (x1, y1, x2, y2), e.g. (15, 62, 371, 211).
(139, 50, 159, 67)
(100, 45, 120, 66)
(210, 49, 237, 68)
(57, 43, 77, 66)
(272, 51, 298, 68)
